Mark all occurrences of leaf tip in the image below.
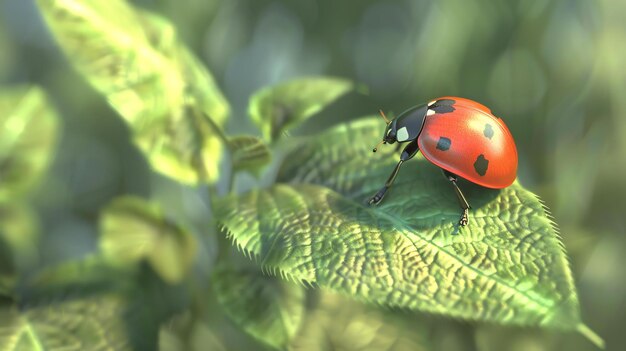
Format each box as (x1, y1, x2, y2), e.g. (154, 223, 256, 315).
(576, 323, 605, 349)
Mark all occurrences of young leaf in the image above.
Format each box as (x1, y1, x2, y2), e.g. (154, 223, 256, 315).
(99, 196, 197, 284)
(228, 135, 272, 175)
(0, 295, 134, 350)
(249, 77, 352, 141)
(212, 265, 305, 350)
(0, 86, 59, 203)
(292, 291, 431, 351)
(216, 118, 603, 348)
(36, 0, 230, 184)
(30, 254, 136, 291)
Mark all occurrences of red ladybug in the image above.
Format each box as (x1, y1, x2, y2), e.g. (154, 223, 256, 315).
(369, 97, 518, 226)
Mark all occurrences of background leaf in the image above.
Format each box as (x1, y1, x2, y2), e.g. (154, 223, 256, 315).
(99, 196, 197, 284)
(249, 77, 352, 141)
(159, 312, 227, 351)
(216, 118, 602, 347)
(0, 85, 59, 203)
(212, 265, 305, 350)
(0, 204, 39, 292)
(29, 255, 136, 292)
(0, 259, 185, 351)
(228, 135, 272, 175)
(36, 0, 230, 184)
(291, 290, 431, 351)
(0, 240, 15, 297)
(0, 294, 134, 350)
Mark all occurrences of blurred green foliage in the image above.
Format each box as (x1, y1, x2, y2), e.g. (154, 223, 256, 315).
(0, 0, 625, 350)
(100, 196, 197, 284)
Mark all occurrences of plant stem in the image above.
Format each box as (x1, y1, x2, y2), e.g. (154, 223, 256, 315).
(577, 324, 605, 349)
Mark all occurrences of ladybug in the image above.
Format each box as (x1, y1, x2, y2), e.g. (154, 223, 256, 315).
(369, 97, 518, 226)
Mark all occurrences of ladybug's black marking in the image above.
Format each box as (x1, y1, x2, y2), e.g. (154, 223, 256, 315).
(483, 124, 494, 139)
(436, 137, 451, 151)
(435, 99, 455, 106)
(431, 105, 455, 114)
(473, 154, 489, 176)
(430, 99, 456, 114)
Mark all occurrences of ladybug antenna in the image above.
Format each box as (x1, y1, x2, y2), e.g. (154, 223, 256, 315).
(379, 109, 390, 124)
(372, 139, 385, 153)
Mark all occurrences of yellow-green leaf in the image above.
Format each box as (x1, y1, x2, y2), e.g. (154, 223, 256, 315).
(216, 118, 603, 348)
(228, 135, 272, 175)
(212, 265, 305, 350)
(99, 196, 197, 284)
(249, 77, 352, 141)
(292, 291, 430, 351)
(30, 254, 136, 291)
(159, 313, 226, 351)
(0, 295, 133, 350)
(36, 0, 230, 184)
(0, 86, 59, 202)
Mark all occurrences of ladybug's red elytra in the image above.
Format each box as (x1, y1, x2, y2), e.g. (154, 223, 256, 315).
(369, 97, 518, 226)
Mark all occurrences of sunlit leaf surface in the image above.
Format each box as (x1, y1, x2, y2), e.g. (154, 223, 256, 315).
(0, 86, 59, 202)
(228, 135, 272, 175)
(216, 118, 602, 347)
(292, 291, 430, 351)
(36, 0, 230, 184)
(0, 295, 132, 351)
(100, 196, 197, 284)
(212, 265, 305, 350)
(249, 77, 352, 141)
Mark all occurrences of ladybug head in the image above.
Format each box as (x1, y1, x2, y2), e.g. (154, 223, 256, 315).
(372, 110, 394, 152)
(373, 105, 428, 152)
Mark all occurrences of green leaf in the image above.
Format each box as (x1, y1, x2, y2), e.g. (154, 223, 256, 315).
(0, 294, 134, 350)
(212, 265, 305, 350)
(292, 291, 431, 351)
(0, 204, 38, 269)
(0, 86, 59, 202)
(159, 312, 227, 351)
(29, 254, 136, 292)
(0, 204, 39, 295)
(249, 77, 352, 141)
(228, 135, 272, 175)
(216, 118, 603, 348)
(36, 0, 230, 184)
(99, 196, 197, 284)
(5, 253, 186, 351)
(0, 242, 14, 297)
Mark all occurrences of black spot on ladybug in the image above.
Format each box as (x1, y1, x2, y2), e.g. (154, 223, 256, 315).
(430, 99, 456, 114)
(436, 99, 455, 106)
(483, 124, 494, 139)
(431, 104, 455, 114)
(436, 137, 451, 151)
(473, 154, 489, 176)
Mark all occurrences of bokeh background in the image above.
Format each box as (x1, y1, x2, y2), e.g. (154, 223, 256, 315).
(1, 0, 625, 350)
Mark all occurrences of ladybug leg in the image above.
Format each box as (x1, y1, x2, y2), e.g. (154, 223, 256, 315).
(442, 170, 471, 226)
(368, 140, 419, 205)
